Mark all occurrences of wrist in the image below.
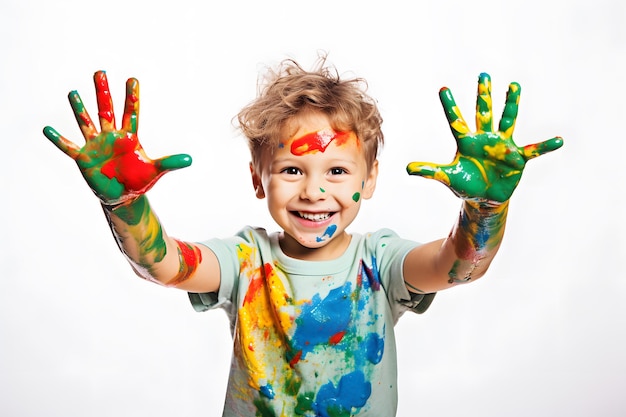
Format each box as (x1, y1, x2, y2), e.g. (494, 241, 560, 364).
(463, 197, 507, 210)
(102, 194, 149, 225)
(457, 199, 509, 243)
(101, 192, 142, 209)
(446, 199, 509, 283)
(462, 199, 509, 225)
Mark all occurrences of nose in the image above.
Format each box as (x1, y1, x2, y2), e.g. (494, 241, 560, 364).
(300, 177, 326, 202)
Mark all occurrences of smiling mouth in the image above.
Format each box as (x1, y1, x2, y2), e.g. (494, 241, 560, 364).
(295, 211, 334, 222)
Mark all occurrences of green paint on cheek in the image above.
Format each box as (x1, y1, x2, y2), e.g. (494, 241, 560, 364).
(320, 187, 325, 193)
(352, 192, 361, 202)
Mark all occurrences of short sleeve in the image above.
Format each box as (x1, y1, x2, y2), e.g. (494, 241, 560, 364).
(188, 237, 241, 314)
(366, 229, 437, 322)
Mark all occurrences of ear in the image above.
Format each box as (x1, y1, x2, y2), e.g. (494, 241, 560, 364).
(361, 160, 379, 200)
(250, 162, 265, 199)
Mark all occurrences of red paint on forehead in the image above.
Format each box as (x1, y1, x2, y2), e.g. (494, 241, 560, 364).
(290, 130, 354, 156)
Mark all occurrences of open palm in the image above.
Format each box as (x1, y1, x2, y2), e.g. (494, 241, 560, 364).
(43, 71, 191, 205)
(407, 73, 563, 203)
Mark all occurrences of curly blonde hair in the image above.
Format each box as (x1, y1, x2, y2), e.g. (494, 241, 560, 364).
(237, 56, 383, 171)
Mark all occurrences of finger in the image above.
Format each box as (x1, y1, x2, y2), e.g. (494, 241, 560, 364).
(475, 73, 493, 133)
(122, 77, 140, 133)
(93, 71, 116, 132)
(155, 154, 193, 172)
(498, 82, 521, 139)
(68, 90, 98, 140)
(43, 126, 81, 159)
(406, 161, 451, 186)
(522, 137, 564, 160)
(439, 87, 470, 140)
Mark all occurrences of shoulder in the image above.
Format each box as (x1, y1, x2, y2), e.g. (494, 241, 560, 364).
(203, 226, 272, 248)
(353, 228, 420, 256)
(235, 225, 271, 241)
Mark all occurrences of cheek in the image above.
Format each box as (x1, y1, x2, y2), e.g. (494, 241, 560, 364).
(335, 181, 365, 205)
(266, 179, 295, 204)
(352, 181, 366, 202)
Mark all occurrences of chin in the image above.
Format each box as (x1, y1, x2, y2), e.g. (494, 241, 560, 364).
(296, 236, 332, 249)
(283, 230, 336, 249)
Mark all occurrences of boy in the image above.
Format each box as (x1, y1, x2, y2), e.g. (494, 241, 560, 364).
(43, 58, 562, 416)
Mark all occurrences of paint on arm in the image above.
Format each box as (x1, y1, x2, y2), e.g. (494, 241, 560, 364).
(406, 73, 563, 284)
(446, 199, 508, 283)
(163, 239, 204, 287)
(106, 196, 201, 286)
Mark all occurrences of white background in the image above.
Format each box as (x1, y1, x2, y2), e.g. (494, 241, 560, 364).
(2, 0, 625, 416)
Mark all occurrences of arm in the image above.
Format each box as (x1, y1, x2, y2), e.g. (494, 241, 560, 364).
(43, 71, 220, 293)
(403, 73, 563, 294)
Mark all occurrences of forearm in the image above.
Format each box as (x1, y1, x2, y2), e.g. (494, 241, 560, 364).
(102, 195, 202, 287)
(404, 73, 562, 293)
(441, 199, 509, 283)
(403, 200, 509, 293)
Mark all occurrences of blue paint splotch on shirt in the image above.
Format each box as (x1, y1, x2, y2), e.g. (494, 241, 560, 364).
(314, 370, 372, 417)
(284, 256, 387, 415)
(195, 227, 421, 416)
(363, 331, 385, 365)
(291, 282, 353, 358)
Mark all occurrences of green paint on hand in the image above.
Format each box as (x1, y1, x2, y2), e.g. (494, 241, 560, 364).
(407, 73, 563, 203)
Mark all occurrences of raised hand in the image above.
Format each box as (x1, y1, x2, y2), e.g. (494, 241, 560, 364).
(406, 73, 563, 203)
(43, 71, 191, 206)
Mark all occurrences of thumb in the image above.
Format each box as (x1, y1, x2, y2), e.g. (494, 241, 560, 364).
(406, 162, 450, 184)
(155, 153, 193, 172)
(522, 137, 564, 160)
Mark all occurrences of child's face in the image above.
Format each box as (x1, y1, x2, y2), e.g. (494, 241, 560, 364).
(252, 111, 378, 260)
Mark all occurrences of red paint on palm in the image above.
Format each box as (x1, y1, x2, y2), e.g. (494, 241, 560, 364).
(99, 135, 160, 192)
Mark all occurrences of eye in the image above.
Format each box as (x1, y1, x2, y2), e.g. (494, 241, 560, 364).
(281, 167, 302, 175)
(330, 167, 348, 175)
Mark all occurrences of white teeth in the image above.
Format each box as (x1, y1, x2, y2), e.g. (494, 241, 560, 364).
(298, 212, 331, 221)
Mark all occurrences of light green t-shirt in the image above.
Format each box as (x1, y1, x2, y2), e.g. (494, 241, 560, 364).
(189, 227, 435, 417)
